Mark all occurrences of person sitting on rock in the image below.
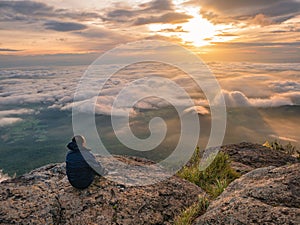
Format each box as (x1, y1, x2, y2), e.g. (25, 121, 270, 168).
(66, 135, 107, 189)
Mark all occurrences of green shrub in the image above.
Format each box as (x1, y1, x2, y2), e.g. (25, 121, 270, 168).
(175, 148, 240, 224)
(177, 149, 240, 198)
(210, 178, 229, 197)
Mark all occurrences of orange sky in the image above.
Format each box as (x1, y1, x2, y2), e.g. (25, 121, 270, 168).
(0, 0, 299, 63)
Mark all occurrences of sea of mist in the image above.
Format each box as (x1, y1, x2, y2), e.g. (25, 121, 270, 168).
(0, 61, 299, 177)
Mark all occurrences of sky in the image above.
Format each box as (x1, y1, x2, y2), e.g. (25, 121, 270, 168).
(0, 0, 300, 65)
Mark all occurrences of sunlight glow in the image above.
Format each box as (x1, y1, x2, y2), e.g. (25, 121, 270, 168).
(148, 4, 219, 47)
(180, 7, 216, 47)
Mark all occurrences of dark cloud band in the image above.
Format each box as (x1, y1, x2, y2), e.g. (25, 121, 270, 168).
(44, 21, 87, 32)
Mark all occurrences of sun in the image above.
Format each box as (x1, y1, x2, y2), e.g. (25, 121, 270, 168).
(180, 7, 216, 47)
(148, 5, 217, 47)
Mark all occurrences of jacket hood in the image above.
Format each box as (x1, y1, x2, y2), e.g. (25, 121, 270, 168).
(67, 141, 91, 152)
(67, 141, 80, 152)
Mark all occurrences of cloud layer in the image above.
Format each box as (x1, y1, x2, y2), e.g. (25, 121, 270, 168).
(0, 61, 299, 123)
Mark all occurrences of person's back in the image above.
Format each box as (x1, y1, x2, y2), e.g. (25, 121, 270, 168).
(66, 135, 106, 189)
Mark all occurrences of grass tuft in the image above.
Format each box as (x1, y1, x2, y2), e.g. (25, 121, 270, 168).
(174, 196, 209, 225)
(175, 148, 240, 224)
(263, 140, 300, 159)
(177, 148, 240, 198)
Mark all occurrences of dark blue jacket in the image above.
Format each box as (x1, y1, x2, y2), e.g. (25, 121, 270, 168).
(66, 141, 104, 189)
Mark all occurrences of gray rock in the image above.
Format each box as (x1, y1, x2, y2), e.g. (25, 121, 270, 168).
(0, 156, 204, 225)
(221, 142, 298, 174)
(1, 143, 299, 225)
(196, 163, 300, 225)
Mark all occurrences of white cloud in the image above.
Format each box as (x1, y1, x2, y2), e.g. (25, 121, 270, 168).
(249, 95, 293, 107)
(0, 109, 34, 117)
(279, 91, 300, 105)
(223, 91, 251, 107)
(0, 67, 81, 107)
(183, 106, 210, 115)
(0, 62, 299, 118)
(0, 108, 35, 127)
(0, 117, 23, 127)
(215, 90, 294, 108)
(269, 80, 300, 93)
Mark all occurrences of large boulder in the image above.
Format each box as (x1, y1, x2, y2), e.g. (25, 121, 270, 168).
(0, 156, 204, 225)
(196, 163, 300, 225)
(221, 142, 298, 174)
